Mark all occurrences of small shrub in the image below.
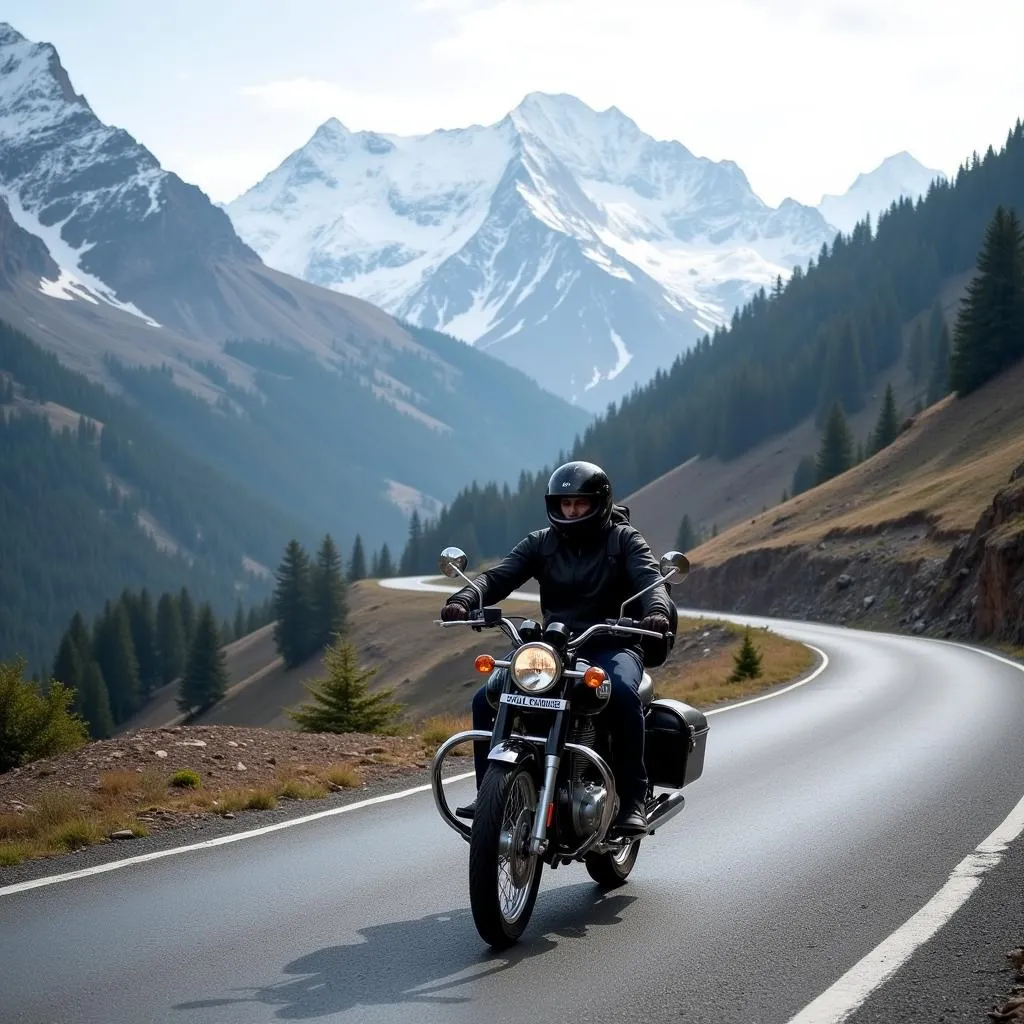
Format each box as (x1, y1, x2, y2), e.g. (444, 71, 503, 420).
(730, 629, 764, 682)
(288, 637, 402, 735)
(170, 769, 202, 789)
(0, 657, 89, 773)
(32, 790, 80, 831)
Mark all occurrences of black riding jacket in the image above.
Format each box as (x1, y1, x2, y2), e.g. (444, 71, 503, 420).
(447, 509, 672, 650)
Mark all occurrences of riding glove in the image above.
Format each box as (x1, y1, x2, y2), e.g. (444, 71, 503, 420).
(441, 599, 472, 621)
(639, 613, 671, 635)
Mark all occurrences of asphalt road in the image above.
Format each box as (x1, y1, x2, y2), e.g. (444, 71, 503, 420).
(3, 611, 1024, 1024)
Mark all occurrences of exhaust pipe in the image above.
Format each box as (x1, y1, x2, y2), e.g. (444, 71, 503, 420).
(646, 791, 685, 834)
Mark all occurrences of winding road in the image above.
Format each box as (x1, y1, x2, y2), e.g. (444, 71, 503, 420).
(3, 581, 1024, 1024)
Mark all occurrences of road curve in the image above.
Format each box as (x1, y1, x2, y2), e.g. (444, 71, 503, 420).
(3, 591, 1024, 1024)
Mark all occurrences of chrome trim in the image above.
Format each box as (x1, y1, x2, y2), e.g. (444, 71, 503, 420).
(645, 791, 686, 834)
(510, 642, 562, 694)
(567, 622, 663, 653)
(529, 753, 561, 855)
(557, 742, 618, 858)
(430, 729, 492, 843)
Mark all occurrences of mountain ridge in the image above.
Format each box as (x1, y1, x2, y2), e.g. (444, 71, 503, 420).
(0, 21, 591, 559)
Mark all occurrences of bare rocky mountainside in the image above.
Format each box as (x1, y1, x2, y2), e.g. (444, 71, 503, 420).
(0, 22, 590, 560)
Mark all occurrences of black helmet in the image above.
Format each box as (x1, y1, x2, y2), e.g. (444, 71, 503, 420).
(545, 461, 613, 540)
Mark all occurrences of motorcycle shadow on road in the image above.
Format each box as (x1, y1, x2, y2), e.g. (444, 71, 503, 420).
(173, 883, 637, 1019)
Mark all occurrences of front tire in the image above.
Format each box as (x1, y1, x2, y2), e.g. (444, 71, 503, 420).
(585, 838, 641, 888)
(468, 763, 544, 948)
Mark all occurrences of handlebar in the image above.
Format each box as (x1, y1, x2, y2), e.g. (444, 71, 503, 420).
(434, 612, 669, 650)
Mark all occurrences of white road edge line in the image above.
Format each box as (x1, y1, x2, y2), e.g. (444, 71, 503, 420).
(0, 577, 835, 899)
(0, 639, 827, 897)
(0, 772, 474, 897)
(785, 652, 1024, 1024)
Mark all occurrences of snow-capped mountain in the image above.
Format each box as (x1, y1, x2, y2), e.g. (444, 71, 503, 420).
(817, 152, 946, 234)
(228, 94, 836, 409)
(0, 22, 591, 552)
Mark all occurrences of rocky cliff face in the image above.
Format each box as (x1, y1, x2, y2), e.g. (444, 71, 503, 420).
(677, 464, 1024, 650)
(927, 462, 1024, 645)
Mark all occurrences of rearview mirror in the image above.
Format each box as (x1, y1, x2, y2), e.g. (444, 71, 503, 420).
(439, 546, 468, 579)
(659, 550, 690, 579)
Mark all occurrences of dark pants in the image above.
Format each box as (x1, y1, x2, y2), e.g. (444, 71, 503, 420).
(471, 646, 648, 803)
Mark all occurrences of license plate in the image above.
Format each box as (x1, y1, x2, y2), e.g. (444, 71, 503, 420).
(500, 693, 568, 711)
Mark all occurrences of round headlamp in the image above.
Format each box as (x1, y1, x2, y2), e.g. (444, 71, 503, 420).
(510, 643, 562, 694)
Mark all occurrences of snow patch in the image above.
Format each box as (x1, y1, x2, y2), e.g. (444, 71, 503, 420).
(2, 187, 161, 327)
(607, 328, 632, 380)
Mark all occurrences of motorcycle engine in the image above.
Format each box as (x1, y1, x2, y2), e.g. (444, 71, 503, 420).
(571, 782, 608, 836)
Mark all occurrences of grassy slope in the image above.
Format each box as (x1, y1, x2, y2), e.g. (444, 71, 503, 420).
(682, 356, 1024, 570)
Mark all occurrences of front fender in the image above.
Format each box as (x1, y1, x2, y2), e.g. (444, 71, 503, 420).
(487, 738, 540, 769)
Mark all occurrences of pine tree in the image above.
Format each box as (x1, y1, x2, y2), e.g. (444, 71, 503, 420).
(675, 514, 697, 552)
(908, 321, 927, 384)
(67, 611, 92, 665)
(730, 629, 763, 682)
(949, 206, 1024, 395)
(178, 587, 196, 646)
(870, 383, 900, 454)
(791, 455, 817, 496)
(273, 539, 315, 668)
(312, 534, 348, 649)
(177, 604, 229, 716)
(927, 322, 951, 405)
(233, 603, 245, 641)
(246, 607, 260, 634)
(156, 592, 186, 685)
(125, 588, 160, 695)
(378, 543, 395, 577)
(288, 637, 401, 734)
(92, 602, 141, 724)
(370, 548, 381, 578)
(79, 661, 115, 739)
(348, 535, 367, 582)
(399, 511, 423, 575)
(52, 631, 84, 694)
(815, 402, 854, 484)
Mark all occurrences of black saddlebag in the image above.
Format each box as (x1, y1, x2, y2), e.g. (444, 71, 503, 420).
(643, 698, 709, 789)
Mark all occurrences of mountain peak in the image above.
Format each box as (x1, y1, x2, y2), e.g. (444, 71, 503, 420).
(818, 151, 946, 233)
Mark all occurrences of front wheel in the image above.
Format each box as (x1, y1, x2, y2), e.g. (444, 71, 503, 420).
(585, 839, 641, 888)
(468, 763, 544, 948)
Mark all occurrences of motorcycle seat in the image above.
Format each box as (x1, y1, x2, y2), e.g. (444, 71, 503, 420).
(638, 672, 654, 706)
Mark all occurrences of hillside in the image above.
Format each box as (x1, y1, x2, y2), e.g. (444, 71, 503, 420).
(120, 583, 542, 731)
(0, 321, 304, 671)
(673, 356, 1024, 646)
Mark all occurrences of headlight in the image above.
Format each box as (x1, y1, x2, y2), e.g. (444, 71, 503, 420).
(510, 643, 562, 694)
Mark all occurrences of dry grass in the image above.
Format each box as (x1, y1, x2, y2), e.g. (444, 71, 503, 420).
(419, 713, 474, 754)
(656, 622, 815, 708)
(660, 358, 1024, 570)
(315, 764, 363, 789)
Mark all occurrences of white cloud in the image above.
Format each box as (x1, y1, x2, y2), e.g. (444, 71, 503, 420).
(416, 0, 1024, 205)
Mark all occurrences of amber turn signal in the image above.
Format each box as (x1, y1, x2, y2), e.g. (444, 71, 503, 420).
(475, 654, 496, 674)
(583, 666, 607, 689)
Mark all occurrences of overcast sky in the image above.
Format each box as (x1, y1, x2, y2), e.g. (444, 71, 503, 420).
(5, 0, 1023, 207)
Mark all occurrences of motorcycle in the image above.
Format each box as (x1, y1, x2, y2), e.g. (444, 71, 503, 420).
(430, 545, 710, 948)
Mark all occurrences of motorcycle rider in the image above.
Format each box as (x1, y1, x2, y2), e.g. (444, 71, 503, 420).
(440, 460, 674, 837)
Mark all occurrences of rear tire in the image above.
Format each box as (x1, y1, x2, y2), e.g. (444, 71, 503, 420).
(585, 839, 641, 889)
(468, 763, 544, 948)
